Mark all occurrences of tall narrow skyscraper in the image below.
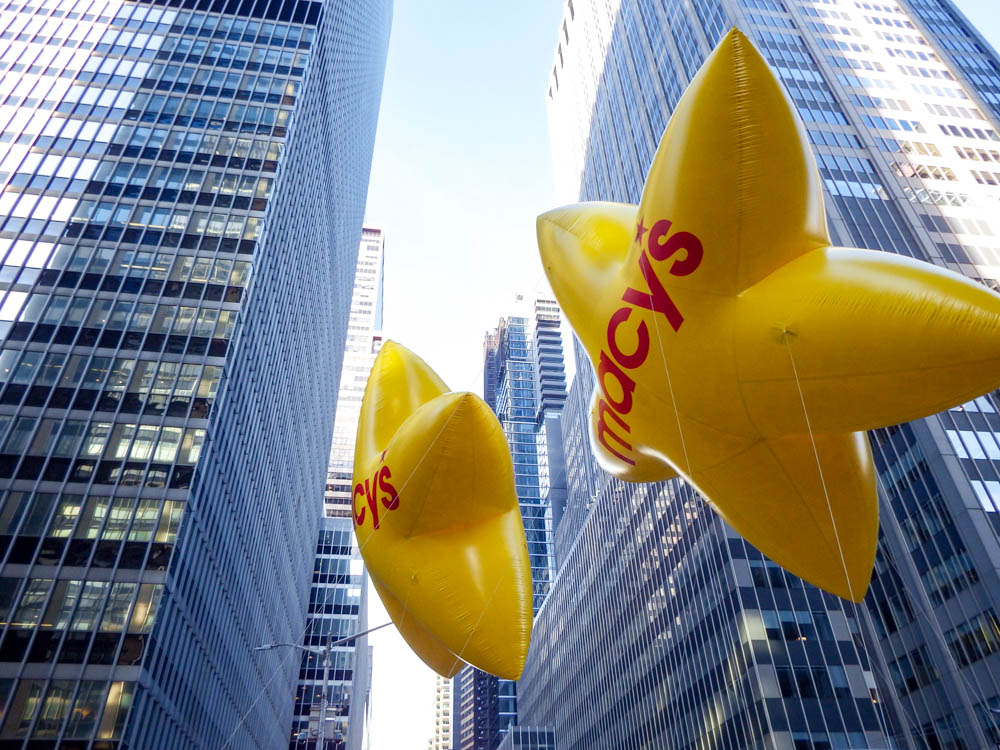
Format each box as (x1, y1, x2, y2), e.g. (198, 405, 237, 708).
(429, 674, 453, 750)
(518, 1, 1000, 748)
(0, 1, 390, 747)
(325, 226, 385, 517)
(288, 227, 384, 749)
(455, 297, 567, 750)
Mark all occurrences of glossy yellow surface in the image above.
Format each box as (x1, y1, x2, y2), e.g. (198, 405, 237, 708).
(353, 341, 532, 678)
(537, 28, 1000, 602)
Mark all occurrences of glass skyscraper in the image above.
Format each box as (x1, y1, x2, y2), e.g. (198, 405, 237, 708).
(0, 0, 390, 747)
(518, 0, 1000, 748)
(288, 516, 369, 750)
(288, 227, 384, 750)
(454, 298, 567, 750)
(324, 227, 384, 519)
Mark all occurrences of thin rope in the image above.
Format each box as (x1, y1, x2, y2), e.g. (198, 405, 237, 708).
(781, 334, 854, 602)
(642, 285, 777, 746)
(220, 631, 303, 750)
(782, 336, 904, 747)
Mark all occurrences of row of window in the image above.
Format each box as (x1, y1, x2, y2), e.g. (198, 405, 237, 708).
(157, 36, 308, 74)
(0, 350, 220, 413)
(939, 122, 1000, 141)
(864, 14, 916, 30)
(0, 293, 238, 341)
(850, 92, 910, 111)
(0, 678, 132, 742)
(67, 200, 264, 240)
(0, 492, 182, 545)
(944, 609, 1000, 667)
(2, 120, 285, 174)
(20, 243, 252, 288)
(921, 550, 978, 606)
(0, 417, 205, 467)
(925, 101, 985, 121)
(163, 11, 315, 48)
(893, 161, 957, 181)
(143, 64, 298, 103)
(910, 81, 968, 100)
(1, 193, 264, 244)
(1, 579, 160, 634)
(125, 91, 292, 132)
(775, 664, 852, 700)
(945, 428, 1000, 460)
(906, 186, 973, 209)
(860, 113, 924, 132)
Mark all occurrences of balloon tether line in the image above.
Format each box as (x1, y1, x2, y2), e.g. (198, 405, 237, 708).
(782, 335, 901, 745)
(780, 332, 854, 600)
(646, 290, 781, 744)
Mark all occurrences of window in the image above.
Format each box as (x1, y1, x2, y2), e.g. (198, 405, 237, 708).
(946, 610, 1000, 666)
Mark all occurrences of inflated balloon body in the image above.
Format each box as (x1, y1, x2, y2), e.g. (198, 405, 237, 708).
(352, 341, 532, 678)
(537, 28, 1000, 602)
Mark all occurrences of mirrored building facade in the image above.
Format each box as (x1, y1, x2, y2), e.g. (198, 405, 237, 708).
(0, 0, 390, 747)
(454, 299, 567, 750)
(288, 516, 369, 750)
(519, 0, 1000, 748)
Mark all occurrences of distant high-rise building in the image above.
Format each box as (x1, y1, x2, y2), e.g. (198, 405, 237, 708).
(288, 228, 384, 749)
(455, 297, 567, 750)
(325, 227, 385, 517)
(429, 674, 453, 750)
(289, 517, 370, 750)
(0, 1, 390, 747)
(518, 1, 1000, 748)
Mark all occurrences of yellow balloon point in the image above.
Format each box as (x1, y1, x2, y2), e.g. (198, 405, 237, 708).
(537, 28, 1000, 602)
(352, 341, 532, 678)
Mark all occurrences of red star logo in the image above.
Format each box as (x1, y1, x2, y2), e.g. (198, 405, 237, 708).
(635, 218, 648, 243)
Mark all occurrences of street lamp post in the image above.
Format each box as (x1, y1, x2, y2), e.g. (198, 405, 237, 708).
(253, 621, 391, 749)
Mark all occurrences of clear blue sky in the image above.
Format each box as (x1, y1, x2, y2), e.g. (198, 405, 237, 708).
(361, 2, 1000, 747)
(362, 4, 564, 748)
(954, 0, 1000, 54)
(365, 1, 566, 393)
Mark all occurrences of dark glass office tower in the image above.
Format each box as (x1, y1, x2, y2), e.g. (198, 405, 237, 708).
(519, 0, 1000, 748)
(0, 0, 390, 747)
(288, 517, 369, 750)
(454, 299, 567, 750)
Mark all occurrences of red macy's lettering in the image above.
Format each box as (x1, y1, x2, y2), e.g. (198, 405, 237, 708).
(353, 460, 399, 530)
(595, 219, 703, 466)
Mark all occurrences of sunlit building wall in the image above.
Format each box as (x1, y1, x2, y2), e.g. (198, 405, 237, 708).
(429, 673, 453, 750)
(325, 226, 384, 519)
(0, 0, 390, 747)
(518, 0, 1000, 748)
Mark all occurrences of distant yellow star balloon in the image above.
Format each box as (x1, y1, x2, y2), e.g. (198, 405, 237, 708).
(537, 28, 1000, 601)
(353, 341, 532, 678)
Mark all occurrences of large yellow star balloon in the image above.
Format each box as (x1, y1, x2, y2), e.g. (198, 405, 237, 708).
(353, 341, 532, 678)
(537, 28, 1000, 601)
